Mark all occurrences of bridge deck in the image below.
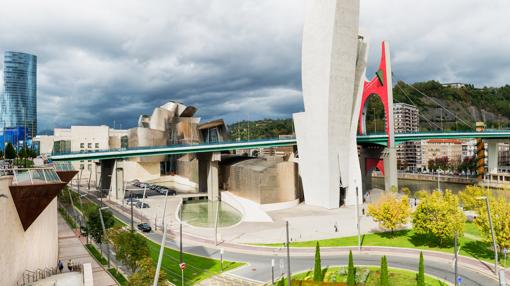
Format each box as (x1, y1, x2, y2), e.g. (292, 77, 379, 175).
(50, 130, 510, 161)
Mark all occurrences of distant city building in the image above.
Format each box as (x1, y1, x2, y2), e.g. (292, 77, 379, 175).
(461, 139, 477, 161)
(441, 82, 467, 89)
(0, 51, 37, 141)
(420, 139, 463, 170)
(34, 126, 128, 184)
(393, 103, 419, 170)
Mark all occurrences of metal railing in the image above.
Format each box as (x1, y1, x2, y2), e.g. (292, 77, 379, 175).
(16, 266, 65, 286)
(50, 161, 75, 171)
(1, 167, 62, 185)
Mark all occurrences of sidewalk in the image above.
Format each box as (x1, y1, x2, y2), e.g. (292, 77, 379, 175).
(58, 215, 118, 286)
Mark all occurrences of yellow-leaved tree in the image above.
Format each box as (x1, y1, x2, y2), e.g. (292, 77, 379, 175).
(413, 190, 465, 246)
(368, 193, 410, 233)
(459, 185, 488, 210)
(474, 198, 510, 252)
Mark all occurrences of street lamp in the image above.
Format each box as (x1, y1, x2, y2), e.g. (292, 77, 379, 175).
(98, 206, 111, 268)
(220, 248, 224, 272)
(153, 190, 169, 286)
(477, 196, 498, 272)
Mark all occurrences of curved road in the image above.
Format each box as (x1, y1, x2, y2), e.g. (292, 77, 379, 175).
(84, 192, 498, 286)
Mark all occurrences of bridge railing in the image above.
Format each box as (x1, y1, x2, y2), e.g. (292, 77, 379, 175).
(50, 137, 297, 157)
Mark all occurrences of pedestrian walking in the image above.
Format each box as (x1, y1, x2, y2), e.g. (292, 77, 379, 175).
(362, 207, 365, 216)
(67, 259, 72, 271)
(57, 260, 63, 273)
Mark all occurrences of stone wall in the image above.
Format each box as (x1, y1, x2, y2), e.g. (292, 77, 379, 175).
(225, 157, 298, 204)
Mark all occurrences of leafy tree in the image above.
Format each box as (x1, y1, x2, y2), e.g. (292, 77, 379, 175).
(368, 193, 410, 233)
(379, 256, 389, 286)
(417, 252, 425, 286)
(85, 205, 115, 243)
(414, 190, 429, 200)
(428, 156, 450, 171)
(458, 185, 487, 210)
(474, 198, 510, 251)
(347, 250, 355, 286)
(313, 241, 322, 282)
(129, 257, 168, 286)
(400, 187, 411, 196)
(458, 156, 476, 173)
(413, 191, 465, 246)
(277, 278, 285, 286)
(18, 147, 27, 159)
(109, 229, 150, 273)
(4, 143, 16, 160)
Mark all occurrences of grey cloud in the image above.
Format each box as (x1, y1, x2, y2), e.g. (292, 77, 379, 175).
(1, 0, 509, 131)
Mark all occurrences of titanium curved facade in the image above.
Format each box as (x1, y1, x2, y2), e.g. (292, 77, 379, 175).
(1, 51, 37, 136)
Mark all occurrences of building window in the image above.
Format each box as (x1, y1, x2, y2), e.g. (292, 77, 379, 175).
(88, 143, 92, 148)
(80, 164, 84, 170)
(88, 164, 92, 171)
(80, 143, 84, 148)
(95, 143, 99, 148)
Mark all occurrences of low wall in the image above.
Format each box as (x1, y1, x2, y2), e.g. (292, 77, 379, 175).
(374, 173, 476, 184)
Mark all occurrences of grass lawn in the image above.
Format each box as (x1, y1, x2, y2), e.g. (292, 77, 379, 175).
(144, 234, 244, 286)
(65, 193, 245, 285)
(279, 266, 447, 286)
(258, 222, 497, 265)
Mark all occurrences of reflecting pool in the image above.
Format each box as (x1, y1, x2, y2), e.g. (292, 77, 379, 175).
(180, 200, 242, 228)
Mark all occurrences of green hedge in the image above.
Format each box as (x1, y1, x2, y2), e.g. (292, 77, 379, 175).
(85, 244, 108, 265)
(58, 207, 77, 229)
(108, 268, 128, 286)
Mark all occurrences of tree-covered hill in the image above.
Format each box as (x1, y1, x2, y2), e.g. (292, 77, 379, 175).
(228, 80, 510, 139)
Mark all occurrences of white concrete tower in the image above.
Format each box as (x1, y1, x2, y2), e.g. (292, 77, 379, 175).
(294, 0, 365, 208)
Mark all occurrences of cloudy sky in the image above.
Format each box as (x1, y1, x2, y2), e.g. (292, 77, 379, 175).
(1, 0, 509, 132)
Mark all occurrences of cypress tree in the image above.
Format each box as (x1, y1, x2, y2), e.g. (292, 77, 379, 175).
(379, 256, 389, 286)
(313, 241, 322, 282)
(417, 252, 425, 286)
(5, 143, 16, 160)
(347, 250, 356, 286)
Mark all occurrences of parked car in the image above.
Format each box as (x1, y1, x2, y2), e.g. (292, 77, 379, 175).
(135, 202, 150, 209)
(137, 223, 152, 232)
(125, 197, 140, 205)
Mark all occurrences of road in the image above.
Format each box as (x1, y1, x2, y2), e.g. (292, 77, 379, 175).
(82, 191, 498, 286)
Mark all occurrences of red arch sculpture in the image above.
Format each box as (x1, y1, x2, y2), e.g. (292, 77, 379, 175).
(365, 158, 385, 176)
(358, 42, 392, 147)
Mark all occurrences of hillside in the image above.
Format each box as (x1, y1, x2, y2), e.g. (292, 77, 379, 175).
(228, 81, 510, 140)
(378, 80, 510, 131)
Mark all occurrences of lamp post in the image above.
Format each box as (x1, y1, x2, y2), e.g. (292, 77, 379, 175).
(98, 206, 110, 269)
(477, 196, 498, 272)
(220, 248, 224, 272)
(437, 168, 441, 192)
(355, 184, 361, 251)
(140, 185, 147, 224)
(271, 258, 275, 285)
(286, 221, 291, 286)
(153, 190, 169, 286)
(180, 197, 183, 264)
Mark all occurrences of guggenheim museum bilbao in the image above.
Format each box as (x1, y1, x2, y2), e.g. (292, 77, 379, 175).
(37, 0, 394, 210)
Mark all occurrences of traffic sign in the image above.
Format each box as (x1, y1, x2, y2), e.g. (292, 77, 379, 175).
(179, 262, 186, 271)
(504, 248, 508, 254)
(457, 276, 462, 284)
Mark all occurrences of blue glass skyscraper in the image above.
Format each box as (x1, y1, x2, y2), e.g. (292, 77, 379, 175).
(1, 51, 37, 139)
